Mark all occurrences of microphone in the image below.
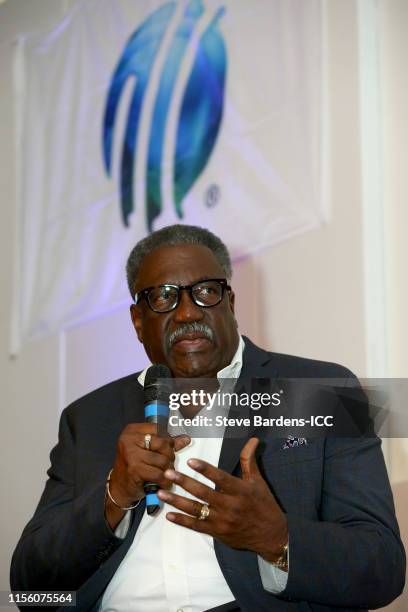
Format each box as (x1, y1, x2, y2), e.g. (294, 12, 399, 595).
(143, 364, 171, 515)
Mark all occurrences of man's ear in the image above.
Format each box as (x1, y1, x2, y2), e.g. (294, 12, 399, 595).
(130, 304, 143, 344)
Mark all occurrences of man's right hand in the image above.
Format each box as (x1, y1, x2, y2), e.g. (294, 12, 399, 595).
(105, 423, 190, 529)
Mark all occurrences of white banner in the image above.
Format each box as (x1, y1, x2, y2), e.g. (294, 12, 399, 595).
(12, 0, 323, 352)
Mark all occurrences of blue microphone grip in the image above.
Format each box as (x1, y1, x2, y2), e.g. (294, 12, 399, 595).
(144, 400, 170, 515)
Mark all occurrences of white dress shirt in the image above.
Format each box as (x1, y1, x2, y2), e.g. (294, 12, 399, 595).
(100, 337, 287, 612)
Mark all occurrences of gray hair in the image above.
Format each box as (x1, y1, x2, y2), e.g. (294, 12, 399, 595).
(126, 224, 232, 296)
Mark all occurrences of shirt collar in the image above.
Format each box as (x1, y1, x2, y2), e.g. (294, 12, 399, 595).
(137, 335, 245, 386)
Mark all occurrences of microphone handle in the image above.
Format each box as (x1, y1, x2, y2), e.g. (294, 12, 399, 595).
(144, 401, 169, 515)
(143, 482, 160, 515)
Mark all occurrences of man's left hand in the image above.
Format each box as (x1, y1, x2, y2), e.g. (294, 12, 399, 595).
(157, 437, 288, 564)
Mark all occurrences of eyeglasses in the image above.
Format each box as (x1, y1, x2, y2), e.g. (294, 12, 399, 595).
(135, 278, 231, 313)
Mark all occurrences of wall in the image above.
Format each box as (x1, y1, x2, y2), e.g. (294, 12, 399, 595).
(380, 0, 408, 609)
(0, 0, 405, 609)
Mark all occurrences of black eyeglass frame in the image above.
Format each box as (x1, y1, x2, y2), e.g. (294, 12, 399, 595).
(134, 278, 232, 313)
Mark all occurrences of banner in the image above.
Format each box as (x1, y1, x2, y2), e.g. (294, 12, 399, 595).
(12, 0, 323, 352)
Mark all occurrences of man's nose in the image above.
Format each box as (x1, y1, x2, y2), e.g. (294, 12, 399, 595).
(172, 289, 204, 322)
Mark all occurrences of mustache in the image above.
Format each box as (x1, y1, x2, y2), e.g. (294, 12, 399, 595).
(167, 322, 214, 348)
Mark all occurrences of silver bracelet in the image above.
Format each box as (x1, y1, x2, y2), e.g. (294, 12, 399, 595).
(105, 469, 141, 511)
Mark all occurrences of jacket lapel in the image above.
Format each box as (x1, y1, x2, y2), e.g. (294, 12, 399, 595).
(218, 337, 279, 475)
(122, 376, 145, 427)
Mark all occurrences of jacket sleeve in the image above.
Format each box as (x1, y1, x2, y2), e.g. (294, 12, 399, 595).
(10, 407, 129, 594)
(281, 435, 406, 609)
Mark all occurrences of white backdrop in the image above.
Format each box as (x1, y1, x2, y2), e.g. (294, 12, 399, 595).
(12, 0, 323, 352)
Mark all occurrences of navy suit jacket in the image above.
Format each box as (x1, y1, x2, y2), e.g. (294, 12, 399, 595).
(10, 337, 405, 611)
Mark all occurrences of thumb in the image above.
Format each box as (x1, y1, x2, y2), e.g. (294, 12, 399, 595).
(240, 437, 261, 480)
(173, 434, 191, 452)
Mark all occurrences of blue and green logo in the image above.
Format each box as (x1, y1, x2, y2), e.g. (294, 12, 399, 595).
(103, 0, 226, 231)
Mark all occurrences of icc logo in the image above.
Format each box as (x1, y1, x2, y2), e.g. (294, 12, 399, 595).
(102, 0, 226, 231)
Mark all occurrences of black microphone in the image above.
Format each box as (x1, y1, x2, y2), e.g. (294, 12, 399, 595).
(143, 364, 171, 515)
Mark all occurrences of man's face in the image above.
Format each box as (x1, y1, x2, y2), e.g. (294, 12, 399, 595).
(130, 244, 239, 378)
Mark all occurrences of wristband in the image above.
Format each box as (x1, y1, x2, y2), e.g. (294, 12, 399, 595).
(106, 469, 141, 511)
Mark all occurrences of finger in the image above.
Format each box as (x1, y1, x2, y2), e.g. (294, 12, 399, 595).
(157, 489, 207, 518)
(122, 424, 176, 452)
(129, 432, 175, 458)
(240, 437, 261, 480)
(165, 511, 209, 534)
(139, 449, 173, 471)
(137, 433, 174, 454)
(133, 464, 173, 490)
(185, 459, 241, 494)
(163, 468, 218, 504)
(173, 434, 191, 452)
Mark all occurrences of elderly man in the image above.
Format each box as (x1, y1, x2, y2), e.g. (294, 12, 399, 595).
(11, 224, 405, 611)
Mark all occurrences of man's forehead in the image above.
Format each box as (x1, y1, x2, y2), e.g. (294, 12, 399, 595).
(135, 243, 225, 288)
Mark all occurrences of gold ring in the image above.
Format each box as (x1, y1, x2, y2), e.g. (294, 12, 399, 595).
(198, 503, 210, 521)
(144, 434, 152, 450)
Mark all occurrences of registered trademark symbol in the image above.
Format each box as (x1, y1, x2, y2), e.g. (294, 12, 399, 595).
(205, 184, 220, 208)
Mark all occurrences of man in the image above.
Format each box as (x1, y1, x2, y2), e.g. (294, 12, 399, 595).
(11, 224, 405, 611)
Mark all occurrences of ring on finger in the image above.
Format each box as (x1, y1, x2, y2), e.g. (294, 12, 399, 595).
(144, 433, 152, 450)
(198, 502, 210, 521)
